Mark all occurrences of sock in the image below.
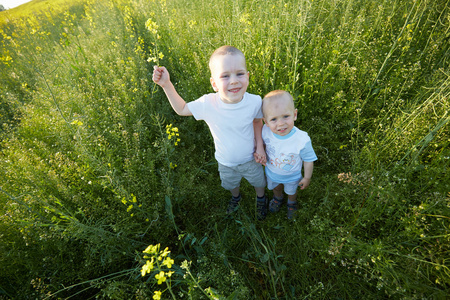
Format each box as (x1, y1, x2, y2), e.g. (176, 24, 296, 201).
(273, 195, 283, 201)
(232, 194, 241, 201)
(287, 200, 297, 206)
(257, 195, 266, 202)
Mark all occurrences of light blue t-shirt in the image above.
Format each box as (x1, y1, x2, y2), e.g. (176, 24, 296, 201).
(262, 125, 317, 183)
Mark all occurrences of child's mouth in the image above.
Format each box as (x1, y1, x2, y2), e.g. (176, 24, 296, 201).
(229, 88, 241, 93)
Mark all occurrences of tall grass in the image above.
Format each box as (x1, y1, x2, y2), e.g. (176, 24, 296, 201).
(0, 0, 449, 298)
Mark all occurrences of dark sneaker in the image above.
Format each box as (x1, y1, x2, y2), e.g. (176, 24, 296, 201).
(256, 196, 268, 220)
(226, 196, 241, 214)
(269, 197, 283, 213)
(287, 202, 298, 220)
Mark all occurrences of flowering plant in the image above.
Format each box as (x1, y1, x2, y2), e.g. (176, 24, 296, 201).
(141, 244, 176, 299)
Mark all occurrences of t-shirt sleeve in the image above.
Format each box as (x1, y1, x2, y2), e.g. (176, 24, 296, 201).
(300, 140, 318, 162)
(186, 95, 206, 120)
(255, 96, 263, 119)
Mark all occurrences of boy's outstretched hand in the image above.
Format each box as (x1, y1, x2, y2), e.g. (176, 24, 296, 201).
(152, 66, 170, 88)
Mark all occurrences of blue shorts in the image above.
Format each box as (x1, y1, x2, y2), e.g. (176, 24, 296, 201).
(266, 176, 300, 195)
(218, 160, 266, 190)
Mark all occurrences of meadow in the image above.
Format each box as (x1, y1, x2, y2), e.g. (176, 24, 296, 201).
(0, 0, 449, 298)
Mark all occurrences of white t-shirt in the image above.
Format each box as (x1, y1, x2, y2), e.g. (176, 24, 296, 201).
(262, 125, 318, 183)
(187, 92, 263, 167)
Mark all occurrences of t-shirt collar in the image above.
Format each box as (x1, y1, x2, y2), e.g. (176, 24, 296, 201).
(218, 92, 246, 106)
(273, 127, 296, 140)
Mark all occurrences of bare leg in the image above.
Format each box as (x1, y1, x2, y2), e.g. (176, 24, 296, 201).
(287, 193, 297, 203)
(254, 186, 265, 198)
(255, 186, 267, 220)
(287, 192, 298, 219)
(273, 184, 284, 199)
(230, 186, 240, 198)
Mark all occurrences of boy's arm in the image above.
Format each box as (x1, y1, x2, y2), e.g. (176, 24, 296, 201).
(253, 118, 266, 165)
(153, 66, 192, 116)
(299, 161, 314, 190)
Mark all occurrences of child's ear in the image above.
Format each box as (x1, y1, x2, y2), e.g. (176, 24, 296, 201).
(294, 109, 298, 121)
(210, 77, 218, 92)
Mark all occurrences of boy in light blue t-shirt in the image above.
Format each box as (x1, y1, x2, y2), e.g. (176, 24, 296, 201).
(261, 90, 317, 219)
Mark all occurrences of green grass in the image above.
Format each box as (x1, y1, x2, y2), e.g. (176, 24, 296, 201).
(1, 0, 449, 298)
(0, 0, 85, 26)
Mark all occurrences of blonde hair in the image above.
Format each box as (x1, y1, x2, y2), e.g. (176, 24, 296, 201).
(262, 90, 295, 117)
(208, 45, 246, 71)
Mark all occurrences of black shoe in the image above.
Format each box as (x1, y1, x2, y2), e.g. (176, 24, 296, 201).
(256, 196, 268, 220)
(269, 197, 283, 213)
(287, 202, 298, 220)
(227, 196, 241, 214)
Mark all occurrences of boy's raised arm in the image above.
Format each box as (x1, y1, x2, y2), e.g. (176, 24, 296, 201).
(152, 66, 192, 116)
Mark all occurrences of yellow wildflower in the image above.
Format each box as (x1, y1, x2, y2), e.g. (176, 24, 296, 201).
(70, 120, 83, 126)
(145, 18, 159, 34)
(155, 271, 166, 284)
(160, 247, 170, 257)
(188, 20, 197, 28)
(143, 244, 160, 255)
(163, 257, 174, 268)
(153, 291, 162, 300)
(141, 258, 155, 276)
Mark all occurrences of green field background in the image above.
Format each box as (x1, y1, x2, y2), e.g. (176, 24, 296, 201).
(1, 0, 449, 298)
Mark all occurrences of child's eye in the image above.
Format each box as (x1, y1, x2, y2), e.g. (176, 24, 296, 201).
(270, 118, 277, 122)
(284, 115, 290, 119)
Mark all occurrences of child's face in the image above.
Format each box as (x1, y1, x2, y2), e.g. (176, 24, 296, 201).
(210, 54, 249, 104)
(263, 96, 297, 136)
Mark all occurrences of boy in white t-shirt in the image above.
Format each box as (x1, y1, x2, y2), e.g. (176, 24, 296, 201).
(261, 90, 318, 219)
(152, 46, 268, 220)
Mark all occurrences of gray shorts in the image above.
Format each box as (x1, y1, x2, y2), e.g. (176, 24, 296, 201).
(267, 176, 300, 195)
(218, 160, 266, 190)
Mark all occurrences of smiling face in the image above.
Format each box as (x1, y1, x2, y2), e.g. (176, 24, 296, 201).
(262, 91, 297, 136)
(209, 53, 249, 104)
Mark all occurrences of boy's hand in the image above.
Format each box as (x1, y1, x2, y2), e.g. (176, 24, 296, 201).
(152, 66, 170, 88)
(254, 148, 267, 166)
(298, 178, 311, 190)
